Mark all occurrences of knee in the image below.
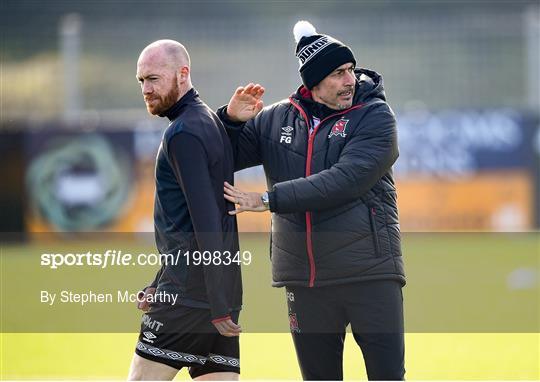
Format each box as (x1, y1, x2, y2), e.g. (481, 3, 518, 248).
(128, 355, 146, 380)
(127, 370, 143, 381)
(128, 366, 145, 381)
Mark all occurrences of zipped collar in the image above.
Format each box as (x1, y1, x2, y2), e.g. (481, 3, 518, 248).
(296, 88, 342, 121)
(160, 87, 199, 121)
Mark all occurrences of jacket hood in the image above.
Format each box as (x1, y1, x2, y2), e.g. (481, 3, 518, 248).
(292, 68, 387, 106)
(354, 68, 386, 103)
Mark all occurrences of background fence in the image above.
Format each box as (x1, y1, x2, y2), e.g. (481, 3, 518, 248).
(2, 0, 539, 233)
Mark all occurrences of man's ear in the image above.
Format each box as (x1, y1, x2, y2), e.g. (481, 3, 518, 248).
(310, 83, 319, 96)
(179, 66, 190, 83)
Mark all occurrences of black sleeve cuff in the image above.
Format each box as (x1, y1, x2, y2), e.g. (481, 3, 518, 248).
(268, 190, 278, 213)
(216, 105, 245, 128)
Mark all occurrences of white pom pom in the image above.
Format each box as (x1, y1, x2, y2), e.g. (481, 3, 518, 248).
(293, 20, 317, 43)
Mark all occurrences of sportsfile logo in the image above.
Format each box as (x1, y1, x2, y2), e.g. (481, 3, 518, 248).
(280, 126, 294, 144)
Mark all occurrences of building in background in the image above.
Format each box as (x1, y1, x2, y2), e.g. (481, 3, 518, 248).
(1, 0, 539, 233)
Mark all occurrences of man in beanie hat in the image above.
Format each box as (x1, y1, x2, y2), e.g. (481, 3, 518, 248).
(218, 21, 405, 380)
(295, 20, 357, 95)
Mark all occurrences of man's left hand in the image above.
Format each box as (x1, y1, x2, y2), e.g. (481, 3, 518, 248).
(136, 287, 156, 312)
(212, 318, 242, 337)
(224, 182, 268, 215)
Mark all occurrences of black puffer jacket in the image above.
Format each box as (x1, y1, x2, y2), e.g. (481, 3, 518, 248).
(218, 69, 405, 288)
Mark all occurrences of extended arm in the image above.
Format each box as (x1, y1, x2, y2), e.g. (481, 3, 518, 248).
(223, 103, 398, 214)
(270, 104, 398, 213)
(217, 83, 265, 171)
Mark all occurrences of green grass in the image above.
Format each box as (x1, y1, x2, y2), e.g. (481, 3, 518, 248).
(1, 333, 538, 380)
(1, 233, 539, 379)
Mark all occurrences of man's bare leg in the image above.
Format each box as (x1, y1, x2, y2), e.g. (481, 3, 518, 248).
(128, 353, 179, 381)
(194, 372, 239, 381)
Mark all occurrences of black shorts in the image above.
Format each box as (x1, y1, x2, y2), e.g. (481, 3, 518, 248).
(134, 303, 240, 378)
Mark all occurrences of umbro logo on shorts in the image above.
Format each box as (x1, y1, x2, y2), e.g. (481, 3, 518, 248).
(142, 331, 157, 343)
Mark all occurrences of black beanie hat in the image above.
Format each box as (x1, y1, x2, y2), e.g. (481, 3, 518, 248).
(294, 20, 356, 90)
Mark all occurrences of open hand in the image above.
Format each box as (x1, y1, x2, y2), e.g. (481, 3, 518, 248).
(227, 83, 265, 123)
(224, 182, 268, 215)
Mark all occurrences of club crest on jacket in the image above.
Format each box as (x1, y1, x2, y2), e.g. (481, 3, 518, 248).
(328, 118, 349, 138)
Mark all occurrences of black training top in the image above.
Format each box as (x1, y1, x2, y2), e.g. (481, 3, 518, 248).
(149, 88, 242, 320)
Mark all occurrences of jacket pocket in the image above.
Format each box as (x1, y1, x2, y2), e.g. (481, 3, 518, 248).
(368, 206, 381, 257)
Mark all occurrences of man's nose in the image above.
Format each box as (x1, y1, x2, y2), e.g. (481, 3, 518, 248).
(344, 71, 355, 86)
(142, 82, 153, 95)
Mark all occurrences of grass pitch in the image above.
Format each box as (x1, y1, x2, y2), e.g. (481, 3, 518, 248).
(1, 233, 538, 379)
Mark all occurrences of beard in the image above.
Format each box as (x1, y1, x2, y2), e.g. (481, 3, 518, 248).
(145, 75, 180, 115)
(336, 87, 354, 110)
(336, 101, 353, 110)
